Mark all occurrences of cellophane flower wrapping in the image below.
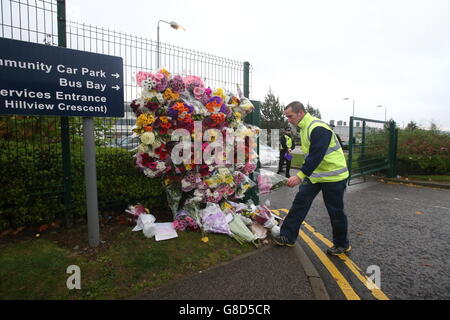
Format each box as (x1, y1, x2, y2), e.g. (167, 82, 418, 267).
(253, 169, 288, 195)
(200, 203, 232, 236)
(229, 214, 258, 245)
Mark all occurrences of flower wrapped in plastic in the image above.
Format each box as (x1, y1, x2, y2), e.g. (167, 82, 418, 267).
(200, 203, 232, 236)
(164, 180, 183, 217)
(229, 214, 258, 246)
(125, 203, 149, 219)
(253, 169, 288, 195)
(173, 210, 200, 232)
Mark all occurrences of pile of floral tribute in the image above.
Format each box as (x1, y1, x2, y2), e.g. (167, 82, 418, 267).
(127, 68, 286, 245)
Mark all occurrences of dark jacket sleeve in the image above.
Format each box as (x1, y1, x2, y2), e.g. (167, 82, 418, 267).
(290, 136, 296, 150)
(280, 135, 287, 150)
(299, 127, 332, 177)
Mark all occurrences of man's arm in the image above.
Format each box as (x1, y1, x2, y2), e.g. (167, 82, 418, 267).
(297, 127, 332, 180)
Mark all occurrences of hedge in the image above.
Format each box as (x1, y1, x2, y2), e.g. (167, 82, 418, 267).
(396, 129, 450, 175)
(0, 140, 166, 231)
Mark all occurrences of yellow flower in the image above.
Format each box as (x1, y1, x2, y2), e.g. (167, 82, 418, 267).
(201, 236, 209, 243)
(163, 88, 180, 101)
(224, 176, 234, 185)
(185, 164, 193, 170)
(234, 112, 242, 121)
(136, 113, 155, 127)
(159, 68, 171, 78)
(213, 88, 227, 100)
(222, 202, 232, 210)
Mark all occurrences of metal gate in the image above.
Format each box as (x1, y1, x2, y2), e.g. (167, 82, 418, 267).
(347, 116, 398, 185)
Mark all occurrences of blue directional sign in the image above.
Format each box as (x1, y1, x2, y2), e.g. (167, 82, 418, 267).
(0, 37, 124, 117)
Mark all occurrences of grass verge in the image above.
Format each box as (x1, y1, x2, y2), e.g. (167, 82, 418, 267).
(0, 223, 256, 299)
(404, 175, 450, 183)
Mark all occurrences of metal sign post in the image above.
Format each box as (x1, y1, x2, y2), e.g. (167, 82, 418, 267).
(83, 117, 100, 247)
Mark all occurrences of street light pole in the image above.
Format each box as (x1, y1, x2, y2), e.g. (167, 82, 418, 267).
(376, 105, 387, 121)
(156, 20, 185, 69)
(343, 97, 355, 116)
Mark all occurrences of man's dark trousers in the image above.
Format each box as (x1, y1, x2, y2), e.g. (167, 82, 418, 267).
(278, 150, 291, 177)
(281, 178, 349, 247)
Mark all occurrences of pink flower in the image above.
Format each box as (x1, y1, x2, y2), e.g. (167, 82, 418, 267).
(194, 87, 205, 98)
(136, 71, 152, 86)
(154, 73, 165, 81)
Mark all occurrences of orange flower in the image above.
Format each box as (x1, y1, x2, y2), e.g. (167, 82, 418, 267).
(144, 126, 153, 132)
(206, 101, 222, 113)
(159, 68, 171, 78)
(211, 113, 225, 124)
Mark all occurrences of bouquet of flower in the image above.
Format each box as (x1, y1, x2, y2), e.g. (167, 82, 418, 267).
(129, 68, 267, 243)
(253, 169, 288, 195)
(200, 203, 232, 236)
(173, 210, 200, 232)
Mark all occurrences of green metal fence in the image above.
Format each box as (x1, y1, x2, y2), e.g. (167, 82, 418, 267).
(347, 116, 398, 185)
(0, 0, 254, 228)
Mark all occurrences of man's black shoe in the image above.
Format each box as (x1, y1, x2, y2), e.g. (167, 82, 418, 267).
(273, 235, 296, 247)
(327, 245, 352, 255)
(286, 174, 291, 178)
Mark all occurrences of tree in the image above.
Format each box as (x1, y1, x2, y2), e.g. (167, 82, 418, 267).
(429, 121, 440, 133)
(406, 121, 419, 131)
(306, 102, 322, 119)
(260, 88, 288, 130)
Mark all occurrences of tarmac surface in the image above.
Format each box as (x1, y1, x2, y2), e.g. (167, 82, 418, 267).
(137, 166, 450, 300)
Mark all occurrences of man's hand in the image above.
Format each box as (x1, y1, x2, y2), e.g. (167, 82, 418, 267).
(288, 149, 292, 153)
(286, 175, 301, 187)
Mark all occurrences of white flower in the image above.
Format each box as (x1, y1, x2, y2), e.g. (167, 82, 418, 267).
(137, 144, 149, 153)
(151, 139, 162, 149)
(140, 131, 155, 145)
(142, 78, 156, 91)
(143, 168, 157, 178)
(156, 161, 166, 171)
(181, 179, 192, 189)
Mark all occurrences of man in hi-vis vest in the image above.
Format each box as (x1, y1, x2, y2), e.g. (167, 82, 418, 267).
(273, 101, 351, 255)
(277, 128, 295, 178)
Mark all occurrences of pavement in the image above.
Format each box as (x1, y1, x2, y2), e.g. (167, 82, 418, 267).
(136, 242, 327, 300)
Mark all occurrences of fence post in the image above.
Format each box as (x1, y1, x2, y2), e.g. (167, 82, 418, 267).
(57, 0, 72, 227)
(388, 121, 397, 178)
(347, 116, 354, 185)
(242, 61, 259, 205)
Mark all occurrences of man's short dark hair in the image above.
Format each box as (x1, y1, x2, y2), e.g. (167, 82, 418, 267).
(285, 101, 306, 113)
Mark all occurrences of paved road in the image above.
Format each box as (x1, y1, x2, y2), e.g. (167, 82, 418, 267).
(262, 167, 450, 300)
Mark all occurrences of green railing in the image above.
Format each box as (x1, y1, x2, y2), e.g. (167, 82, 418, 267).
(348, 116, 398, 184)
(0, 0, 254, 224)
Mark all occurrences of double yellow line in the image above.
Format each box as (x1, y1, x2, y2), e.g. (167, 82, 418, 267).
(272, 209, 389, 300)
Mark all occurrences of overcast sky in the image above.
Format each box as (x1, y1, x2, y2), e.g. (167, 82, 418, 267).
(67, 0, 450, 130)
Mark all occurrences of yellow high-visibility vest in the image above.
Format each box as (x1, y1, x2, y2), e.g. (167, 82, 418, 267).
(285, 135, 292, 149)
(296, 113, 348, 183)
